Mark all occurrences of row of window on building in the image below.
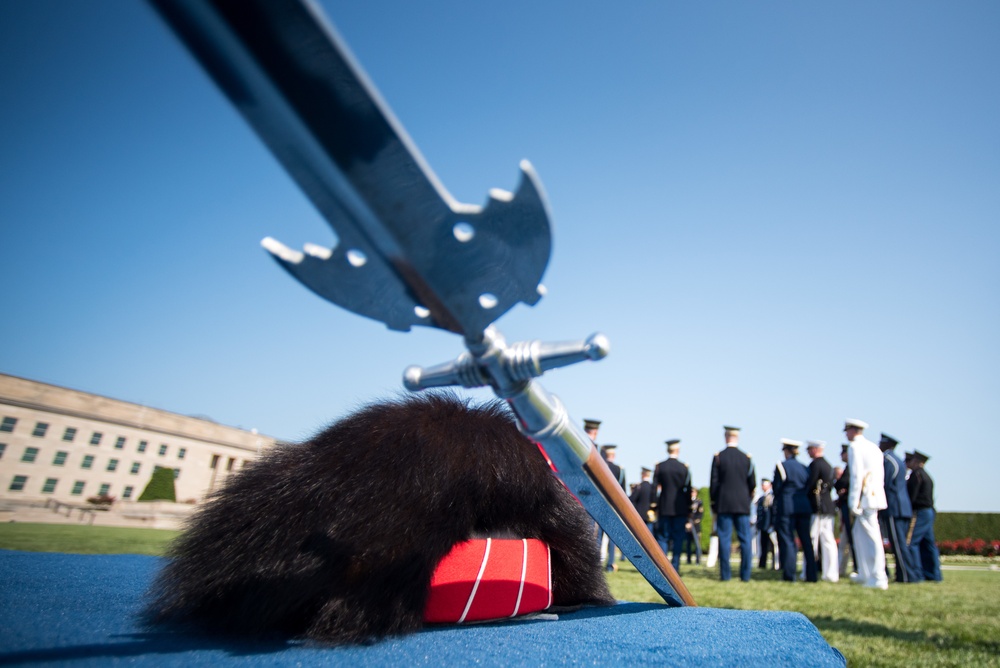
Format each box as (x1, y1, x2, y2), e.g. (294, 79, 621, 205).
(0, 416, 187, 459)
(8, 474, 137, 499)
(0, 442, 182, 478)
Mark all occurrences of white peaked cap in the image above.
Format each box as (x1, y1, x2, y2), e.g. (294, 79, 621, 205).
(844, 418, 869, 430)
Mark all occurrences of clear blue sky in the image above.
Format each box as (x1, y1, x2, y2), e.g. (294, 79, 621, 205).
(2, 1, 997, 511)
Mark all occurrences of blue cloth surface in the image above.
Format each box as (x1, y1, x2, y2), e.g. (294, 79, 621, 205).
(0, 550, 844, 667)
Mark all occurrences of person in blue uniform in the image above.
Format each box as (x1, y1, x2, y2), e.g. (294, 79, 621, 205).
(773, 439, 817, 582)
(879, 433, 921, 583)
(710, 425, 756, 582)
(906, 450, 942, 581)
(654, 439, 692, 573)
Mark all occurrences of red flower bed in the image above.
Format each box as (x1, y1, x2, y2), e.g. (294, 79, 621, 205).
(937, 538, 1000, 557)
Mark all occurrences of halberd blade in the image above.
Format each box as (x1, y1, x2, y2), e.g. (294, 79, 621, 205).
(151, 0, 552, 339)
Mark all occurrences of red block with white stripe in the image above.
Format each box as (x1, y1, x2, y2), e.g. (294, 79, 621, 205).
(423, 538, 552, 624)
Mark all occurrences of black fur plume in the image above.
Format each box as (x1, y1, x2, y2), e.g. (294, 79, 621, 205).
(143, 393, 613, 644)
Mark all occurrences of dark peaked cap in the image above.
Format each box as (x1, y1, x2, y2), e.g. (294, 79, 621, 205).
(880, 433, 899, 448)
(583, 419, 601, 431)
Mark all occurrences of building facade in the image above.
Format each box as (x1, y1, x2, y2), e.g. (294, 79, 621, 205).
(0, 373, 278, 507)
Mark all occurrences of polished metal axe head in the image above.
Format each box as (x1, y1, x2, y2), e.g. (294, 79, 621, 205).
(153, 0, 552, 341)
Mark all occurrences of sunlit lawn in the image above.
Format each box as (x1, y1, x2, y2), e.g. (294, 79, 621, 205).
(0, 522, 178, 555)
(3, 523, 999, 666)
(607, 557, 1000, 667)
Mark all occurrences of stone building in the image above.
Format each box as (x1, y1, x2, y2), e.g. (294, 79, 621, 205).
(0, 373, 278, 513)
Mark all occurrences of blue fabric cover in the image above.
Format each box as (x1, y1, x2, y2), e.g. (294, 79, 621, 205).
(0, 550, 844, 666)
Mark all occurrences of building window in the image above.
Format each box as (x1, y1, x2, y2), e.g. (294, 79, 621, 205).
(226, 457, 235, 471)
(42, 478, 58, 494)
(71, 480, 85, 496)
(32, 422, 49, 438)
(177, 447, 187, 460)
(114, 437, 126, 449)
(63, 427, 77, 442)
(9, 475, 28, 491)
(98, 483, 111, 496)
(81, 455, 95, 469)
(130, 462, 141, 475)
(0, 443, 6, 459)
(21, 447, 39, 463)
(138, 440, 148, 453)
(158, 444, 168, 456)
(107, 459, 119, 472)
(210, 454, 220, 469)
(173, 468, 181, 479)
(122, 486, 134, 500)
(90, 432, 103, 446)
(0, 417, 16, 433)
(53, 451, 69, 466)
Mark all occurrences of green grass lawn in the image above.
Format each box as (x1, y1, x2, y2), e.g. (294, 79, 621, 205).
(3, 523, 998, 666)
(0, 522, 178, 555)
(607, 559, 1000, 668)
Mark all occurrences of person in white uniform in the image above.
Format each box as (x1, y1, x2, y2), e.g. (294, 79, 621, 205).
(845, 418, 888, 590)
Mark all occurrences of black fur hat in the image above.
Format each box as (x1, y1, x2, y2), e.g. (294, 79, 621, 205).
(143, 392, 613, 644)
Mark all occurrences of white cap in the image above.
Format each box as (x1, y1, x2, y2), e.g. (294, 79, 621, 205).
(844, 418, 869, 430)
(806, 440, 826, 449)
(780, 438, 803, 449)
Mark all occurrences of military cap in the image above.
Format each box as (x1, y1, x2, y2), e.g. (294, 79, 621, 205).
(600, 444, 617, 453)
(583, 419, 602, 431)
(665, 439, 681, 447)
(761, 477, 771, 483)
(723, 425, 741, 433)
(806, 440, 826, 449)
(904, 451, 914, 461)
(912, 450, 930, 463)
(880, 433, 899, 448)
(780, 438, 803, 450)
(841, 443, 850, 453)
(844, 418, 869, 430)
(641, 466, 652, 473)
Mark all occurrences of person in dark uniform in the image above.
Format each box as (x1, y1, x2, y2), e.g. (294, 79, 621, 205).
(630, 467, 655, 534)
(834, 444, 857, 576)
(806, 440, 839, 581)
(600, 444, 626, 572)
(654, 439, 691, 573)
(756, 478, 777, 570)
(907, 450, 942, 581)
(710, 425, 756, 582)
(684, 487, 704, 565)
(773, 439, 817, 582)
(583, 419, 610, 568)
(879, 433, 921, 583)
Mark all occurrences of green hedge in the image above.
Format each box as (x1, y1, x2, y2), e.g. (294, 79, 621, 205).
(138, 466, 177, 502)
(933, 512, 1000, 541)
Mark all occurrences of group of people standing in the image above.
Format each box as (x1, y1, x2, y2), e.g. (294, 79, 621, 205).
(588, 417, 942, 587)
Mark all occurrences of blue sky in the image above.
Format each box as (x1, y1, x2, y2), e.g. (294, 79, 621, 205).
(2, 1, 997, 511)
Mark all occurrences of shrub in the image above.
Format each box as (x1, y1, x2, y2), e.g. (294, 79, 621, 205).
(934, 512, 1000, 541)
(937, 537, 1000, 557)
(86, 494, 115, 508)
(138, 466, 177, 502)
